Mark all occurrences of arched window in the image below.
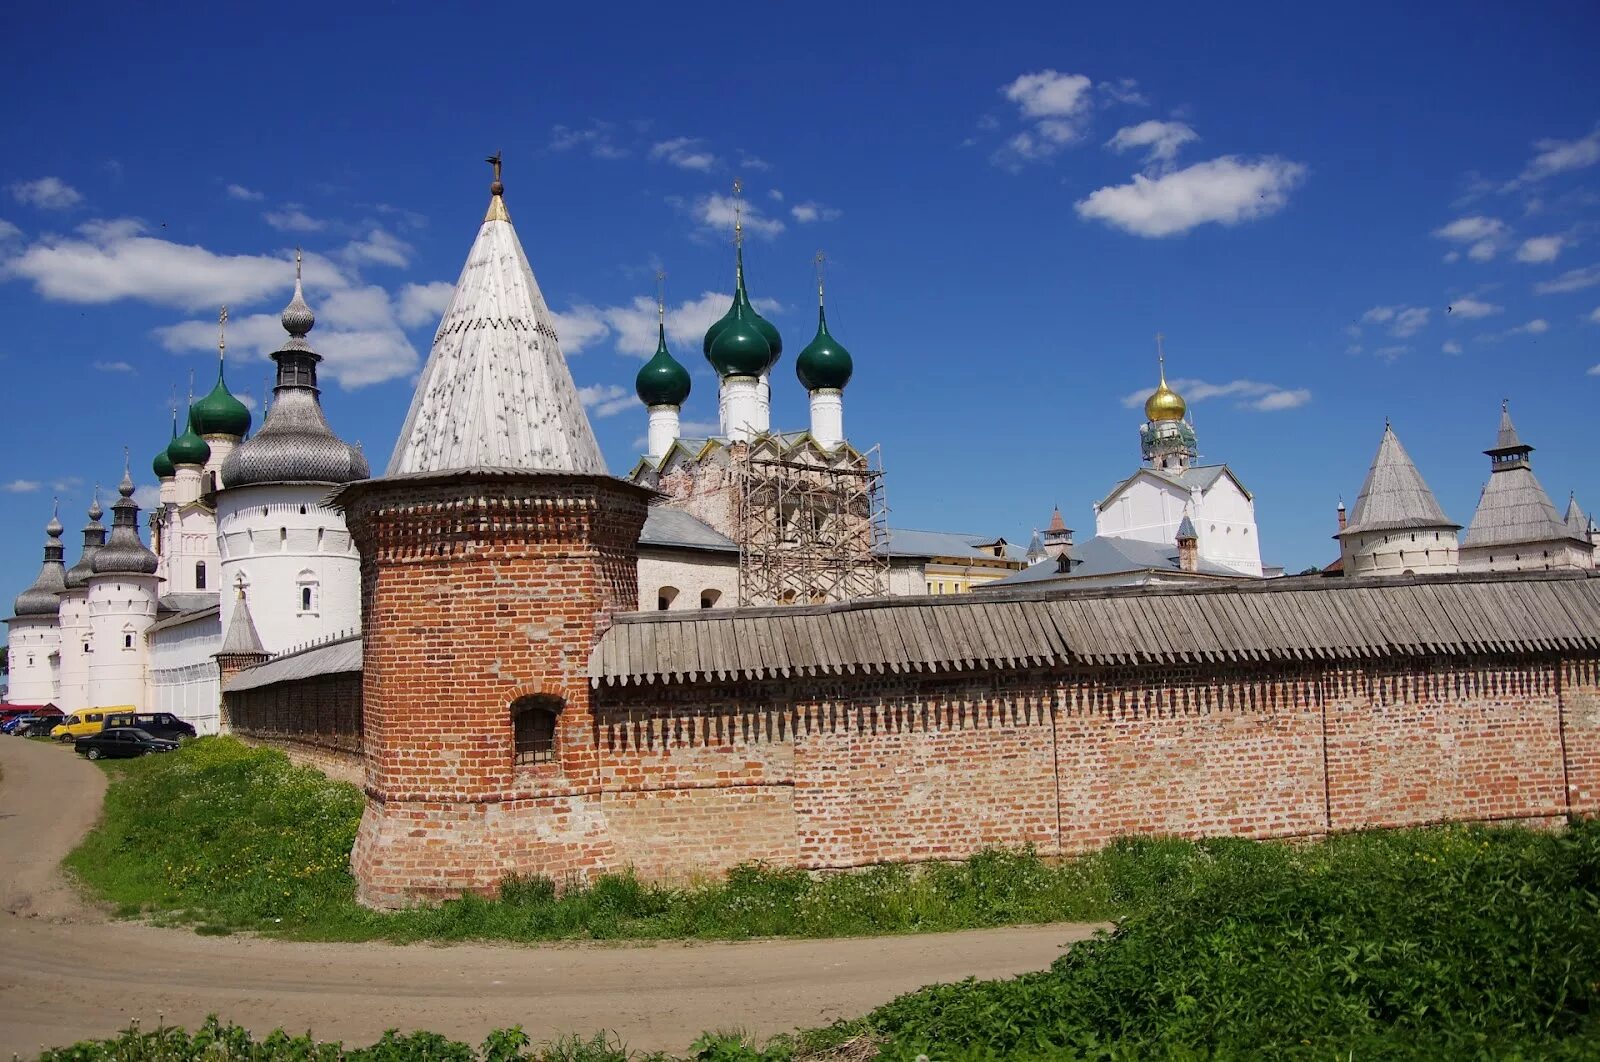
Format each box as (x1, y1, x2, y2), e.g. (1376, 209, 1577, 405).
(121, 623, 136, 651)
(511, 694, 561, 765)
(700, 589, 722, 609)
(195, 561, 207, 589)
(657, 586, 679, 611)
(297, 570, 319, 615)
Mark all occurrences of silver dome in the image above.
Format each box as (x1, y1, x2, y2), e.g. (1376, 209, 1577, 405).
(13, 508, 67, 617)
(92, 469, 158, 576)
(63, 494, 108, 590)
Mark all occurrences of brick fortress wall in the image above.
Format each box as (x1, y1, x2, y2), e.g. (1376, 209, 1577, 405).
(225, 669, 364, 785)
(310, 468, 1600, 907)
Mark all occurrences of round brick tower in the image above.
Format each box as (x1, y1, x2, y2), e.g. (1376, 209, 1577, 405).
(334, 160, 650, 908)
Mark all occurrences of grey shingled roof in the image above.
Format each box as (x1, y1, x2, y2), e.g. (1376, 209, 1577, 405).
(1339, 426, 1457, 536)
(218, 594, 267, 655)
(223, 634, 361, 693)
(640, 507, 738, 553)
(978, 534, 1247, 588)
(878, 528, 1025, 562)
(1462, 464, 1581, 549)
(1567, 495, 1590, 538)
(588, 569, 1600, 685)
(147, 604, 219, 635)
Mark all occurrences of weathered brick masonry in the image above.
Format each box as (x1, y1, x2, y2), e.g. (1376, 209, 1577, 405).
(247, 467, 1600, 908)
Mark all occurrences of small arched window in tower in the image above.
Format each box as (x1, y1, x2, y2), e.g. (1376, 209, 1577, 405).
(700, 589, 721, 609)
(299, 505, 307, 515)
(296, 570, 319, 616)
(195, 561, 207, 590)
(658, 586, 679, 611)
(511, 694, 561, 766)
(121, 624, 136, 651)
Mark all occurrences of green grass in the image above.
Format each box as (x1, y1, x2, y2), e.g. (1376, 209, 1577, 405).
(50, 737, 1600, 1057)
(69, 737, 1188, 942)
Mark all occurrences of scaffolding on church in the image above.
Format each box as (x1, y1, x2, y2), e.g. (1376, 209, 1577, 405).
(734, 438, 890, 606)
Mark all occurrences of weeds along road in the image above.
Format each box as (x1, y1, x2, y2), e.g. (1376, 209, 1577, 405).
(0, 736, 1102, 1057)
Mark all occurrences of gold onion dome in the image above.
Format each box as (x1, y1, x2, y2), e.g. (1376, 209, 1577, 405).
(1145, 365, 1186, 422)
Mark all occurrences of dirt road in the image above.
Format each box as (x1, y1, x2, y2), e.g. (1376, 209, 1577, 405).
(0, 737, 1100, 1057)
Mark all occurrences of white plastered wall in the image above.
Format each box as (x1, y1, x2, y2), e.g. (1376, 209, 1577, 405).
(147, 612, 223, 734)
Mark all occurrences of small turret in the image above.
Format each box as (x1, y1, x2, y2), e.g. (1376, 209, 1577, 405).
(797, 252, 853, 450)
(636, 276, 691, 461)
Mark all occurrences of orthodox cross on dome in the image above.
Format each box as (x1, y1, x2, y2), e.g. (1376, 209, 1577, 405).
(1155, 331, 1166, 379)
(732, 177, 744, 248)
(218, 305, 228, 362)
(483, 152, 509, 222)
(234, 572, 248, 599)
(294, 246, 303, 280)
(487, 151, 504, 191)
(656, 269, 667, 323)
(815, 250, 827, 305)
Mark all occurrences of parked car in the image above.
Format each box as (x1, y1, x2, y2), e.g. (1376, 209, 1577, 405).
(1, 714, 36, 735)
(74, 727, 179, 760)
(51, 707, 128, 742)
(102, 711, 196, 741)
(21, 715, 66, 738)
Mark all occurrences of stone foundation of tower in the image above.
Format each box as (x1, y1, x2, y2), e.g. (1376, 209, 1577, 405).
(337, 471, 650, 908)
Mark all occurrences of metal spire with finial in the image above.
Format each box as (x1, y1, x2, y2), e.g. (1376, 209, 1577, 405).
(485, 151, 509, 222)
(656, 268, 667, 326)
(815, 250, 827, 307)
(1156, 331, 1167, 384)
(218, 305, 228, 363)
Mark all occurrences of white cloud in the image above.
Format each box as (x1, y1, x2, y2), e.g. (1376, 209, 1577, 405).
(549, 121, 628, 160)
(133, 485, 161, 510)
(263, 205, 325, 233)
(1589, 363, 1600, 377)
(1373, 345, 1410, 362)
(1442, 340, 1462, 354)
(1447, 296, 1502, 319)
(1120, 377, 1309, 411)
(577, 384, 636, 418)
(1361, 305, 1430, 337)
(1535, 264, 1600, 294)
(768, 189, 784, 202)
(92, 359, 135, 373)
(1075, 156, 1307, 238)
(650, 137, 717, 172)
(0, 218, 20, 246)
(1432, 215, 1508, 261)
(993, 70, 1095, 168)
(1004, 70, 1093, 119)
(155, 283, 420, 389)
(396, 281, 454, 329)
(2, 479, 41, 493)
(737, 153, 771, 172)
(341, 228, 412, 269)
(1516, 235, 1564, 263)
(1590, 306, 1600, 324)
(1105, 120, 1198, 167)
(226, 184, 264, 202)
(552, 290, 782, 360)
(3, 218, 332, 309)
(10, 177, 82, 210)
(691, 193, 784, 239)
(1098, 78, 1147, 106)
(1510, 318, 1550, 335)
(677, 419, 721, 437)
(790, 201, 841, 224)
(1506, 126, 1600, 190)
(547, 306, 612, 354)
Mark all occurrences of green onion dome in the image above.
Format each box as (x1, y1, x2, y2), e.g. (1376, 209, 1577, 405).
(153, 412, 179, 479)
(705, 297, 771, 379)
(795, 304, 853, 391)
(191, 363, 252, 438)
(703, 246, 782, 373)
(167, 409, 212, 467)
(636, 322, 692, 407)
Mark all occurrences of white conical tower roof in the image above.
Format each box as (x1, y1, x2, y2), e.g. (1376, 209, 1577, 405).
(387, 162, 606, 477)
(1339, 424, 1457, 536)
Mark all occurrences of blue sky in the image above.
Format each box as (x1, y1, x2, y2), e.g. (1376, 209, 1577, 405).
(2, 1, 1598, 610)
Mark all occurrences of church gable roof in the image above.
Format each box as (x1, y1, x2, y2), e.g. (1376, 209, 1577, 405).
(387, 173, 605, 478)
(1096, 464, 1246, 512)
(1339, 426, 1457, 537)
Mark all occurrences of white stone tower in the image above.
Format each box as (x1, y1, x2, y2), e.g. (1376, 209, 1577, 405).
(1337, 422, 1459, 577)
(217, 253, 368, 654)
(56, 493, 106, 712)
(6, 504, 67, 704)
(87, 464, 160, 708)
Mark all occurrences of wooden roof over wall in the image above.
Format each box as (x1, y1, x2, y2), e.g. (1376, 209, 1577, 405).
(589, 570, 1600, 686)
